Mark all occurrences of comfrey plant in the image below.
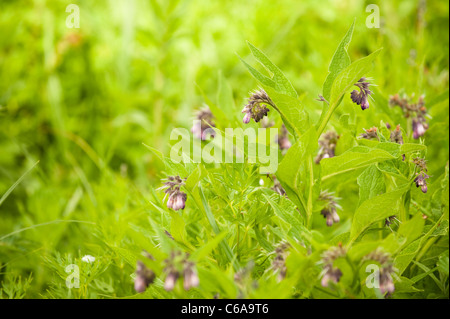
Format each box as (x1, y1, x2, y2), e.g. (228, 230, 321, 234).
(140, 21, 448, 300)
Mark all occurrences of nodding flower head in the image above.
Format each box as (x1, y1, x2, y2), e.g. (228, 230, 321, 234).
(389, 93, 428, 139)
(277, 124, 291, 152)
(319, 191, 341, 227)
(271, 176, 286, 196)
(163, 251, 199, 291)
(272, 242, 290, 281)
(360, 127, 379, 140)
(414, 172, 429, 193)
(134, 253, 156, 293)
(350, 77, 372, 110)
(390, 124, 404, 145)
(412, 118, 428, 139)
(242, 89, 274, 124)
(320, 245, 346, 287)
(363, 249, 397, 297)
(412, 157, 429, 193)
(315, 131, 339, 164)
(191, 107, 216, 140)
(158, 176, 188, 211)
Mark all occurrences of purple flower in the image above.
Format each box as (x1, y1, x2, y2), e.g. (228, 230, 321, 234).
(350, 77, 372, 110)
(390, 125, 404, 145)
(412, 118, 427, 139)
(272, 242, 290, 281)
(191, 107, 215, 140)
(321, 265, 343, 287)
(134, 261, 155, 293)
(360, 127, 379, 140)
(363, 249, 397, 298)
(159, 176, 188, 211)
(163, 251, 200, 292)
(164, 270, 179, 291)
(320, 245, 346, 287)
(414, 172, 429, 193)
(242, 89, 273, 124)
(389, 94, 428, 139)
(379, 267, 395, 296)
(321, 207, 340, 227)
(319, 191, 341, 227)
(277, 124, 291, 152)
(315, 131, 339, 164)
(183, 262, 199, 290)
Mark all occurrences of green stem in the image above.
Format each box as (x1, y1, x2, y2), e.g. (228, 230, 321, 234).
(399, 194, 407, 222)
(316, 105, 335, 137)
(306, 156, 314, 228)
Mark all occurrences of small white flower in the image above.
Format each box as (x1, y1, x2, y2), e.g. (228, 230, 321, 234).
(259, 178, 264, 186)
(81, 255, 96, 263)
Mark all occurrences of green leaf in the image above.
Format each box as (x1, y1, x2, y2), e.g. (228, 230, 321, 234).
(254, 225, 274, 252)
(437, 251, 449, 276)
(400, 143, 427, 154)
(143, 143, 188, 177)
(198, 186, 238, 270)
(329, 48, 382, 108)
(276, 126, 317, 212)
(239, 56, 276, 88)
(357, 164, 385, 206)
(349, 185, 410, 245)
(264, 194, 308, 240)
(0, 160, 40, 207)
(394, 276, 423, 293)
(322, 20, 355, 101)
(245, 41, 298, 97)
(397, 213, 425, 248)
(321, 146, 396, 181)
(263, 86, 309, 138)
(316, 48, 382, 136)
(377, 160, 409, 182)
(196, 83, 230, 128)
(427, 88, 449, 108)
(395, 240, 422, 276)
(190, 232, 228, 262)
(168, 211, 187, 244)
(217, 70, 236, 115)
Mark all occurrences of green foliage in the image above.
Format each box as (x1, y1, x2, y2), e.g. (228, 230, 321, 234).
(0, 0, 448, 300)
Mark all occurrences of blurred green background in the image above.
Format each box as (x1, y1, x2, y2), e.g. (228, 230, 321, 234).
(0, 0, 448, 297)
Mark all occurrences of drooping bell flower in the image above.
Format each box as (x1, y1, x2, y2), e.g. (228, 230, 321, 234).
(241, 89, 274, 124)
(350, 77, 373, 110)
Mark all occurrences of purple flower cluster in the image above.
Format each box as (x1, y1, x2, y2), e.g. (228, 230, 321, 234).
(412, 157, 429, 193)
(191, 107, 216, 140)
(389, 94, 428, 139)
(134, 252, 156, 293)
(319, 191, 341, 227)
(389, 124, 404, 144)
(350, 77, 372, 110)
(163, 251, 199, 291)
(277, 124, 292, 153)
(360, 127, 379, 140)
(159, 176, 187, 211)
(315, 131, 339, 164)
(241, 89, 274, 124)
(320, 245, 346, 287)
(271, 176, 286, 196)
(272, 242, 290, 281)
(363, 249, 397, 297)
